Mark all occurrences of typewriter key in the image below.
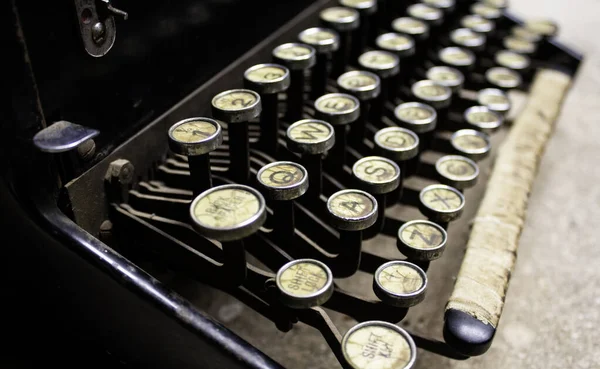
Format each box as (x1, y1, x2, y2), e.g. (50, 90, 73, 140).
(495, 49, 530, 71)
(286, 119, 335, 200)
(358, 50, 400, 119)
(461, 14, 495, 35)
(419, 184, 465, 223)
(470, 2, 502, 21)
(464, 105, 504, 133)
(450, 129, 491, 161)
(339, 0, 377, 60)
(477, 88, 511, 116)
(257, 161, 308, 241)
(211, 89, 262, 183)
(426, 66, 465, 93)
(320, 6, 360, 77)
(168, 118, 223, 196)
(407, 3, 443, 27)
(503, 35, 537, 55)
(423, 0, 455, 14)
(449, 28, 486, 53)
(327, 189, 378, 231)
(298, 27, 340, 98)
(435, 155, 480, 190)
(392, 17, 430, 42)
(524, 18, 559, 38)
(373, 260, 428, 307)
(244, 63, 290, 154)
(511, 25, 543, 43)
(397, 219, 448, 261)
(483, 0, 508, 9)
(353, 156, 400, 237)
(374, 127, 419, 200)
(276, 258, 334, 309)
(438, 46, 476, 73)
(341, 321, 417, 369)
(314, 93, 360, 171)
(337, 70, 381, 145)
(273, 43, 317, 122)
(376, 33, 416, 58)
(485, 66, 522, 90)
(411, 80, 452, 111)
(394, 102, 438, 134)
(189, 184, 266, 241)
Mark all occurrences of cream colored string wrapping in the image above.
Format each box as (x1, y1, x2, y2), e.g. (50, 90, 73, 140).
(446, 69, 572, 328)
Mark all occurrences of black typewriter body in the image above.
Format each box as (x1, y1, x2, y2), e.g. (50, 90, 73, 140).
(4, 0, 582, 368)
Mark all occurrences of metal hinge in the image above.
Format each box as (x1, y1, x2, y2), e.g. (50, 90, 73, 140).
(74, 0, 128, 57)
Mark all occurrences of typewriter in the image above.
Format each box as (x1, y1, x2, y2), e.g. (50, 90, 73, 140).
(4, 0, 582, 368)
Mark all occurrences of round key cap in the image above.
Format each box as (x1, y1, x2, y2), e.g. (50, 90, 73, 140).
(483, 0, 508, 9)
(299, 27, 340, 98)
(461, 14, 495, 34)
(272, 43, 317, 71)
(412, 80, 452, 110)
(168, 117, 223, 196)
(450, 129, 492, 161)
(495, 49, 530, 71)
(394, 102, 437, 134)
(438, 46, 476, 72)
(435, 155, 479, 189)
(244, 63, 290, 154)
(352, 156, 401, 195)
(374, 127, 419, 161)
(298, 27, 340, 54)
(524, 18, 559, 38)
(286, 119, 335, 201)
(320, 6, 361, 31)
(340, 0, 377, 14)
(426, 66, 465, 93)
(464, 105, 504, 132)
(272, 42, 316, 122)
(286, 119, 336, 155)
(407, 3, 443, 26)
(168, 117, 223, 157)
(511, 25, 543, 43)
(244, 63, 290, 94)
(485, 66, 522, 90)
(189, 184, 266, 241)
(376, 33, 416, 58)
(503, 35, 537, 55)
(212, 89, 262, 183)
(423, 0, 455, 13)
(397, 220, 448, 260)
(470, 2, 502, 20)
(276, 258, 334, 309)
(419, 184, 465, 222)
(327, 189, 378, 231)
(477, 88, 511, 116)
(314, 93, 361, 125)
(358, 50, 400, 79)
(212, 89, 261, 123)
(373, 260, 428, 307)
(257, 161, 309, 201)
(392, 17, 429, 41)
(341, 321, 417, 369)
(449, 28, 486, 52)
(337, 70, 381, 101)
(337, 70, 380, 146)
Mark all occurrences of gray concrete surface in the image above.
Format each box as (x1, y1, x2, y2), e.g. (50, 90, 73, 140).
(188, 1, 600, 368)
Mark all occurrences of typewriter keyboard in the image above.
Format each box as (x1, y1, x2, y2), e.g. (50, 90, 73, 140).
(87, 0, 579, 367)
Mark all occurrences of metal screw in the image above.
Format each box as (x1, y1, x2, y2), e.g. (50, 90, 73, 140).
(77, 139, 96, 161)
(105, 159, 135, 184)
(92, 22, 106, 44)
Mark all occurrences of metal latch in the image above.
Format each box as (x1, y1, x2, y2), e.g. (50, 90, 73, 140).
(74, 0, 128, 57)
